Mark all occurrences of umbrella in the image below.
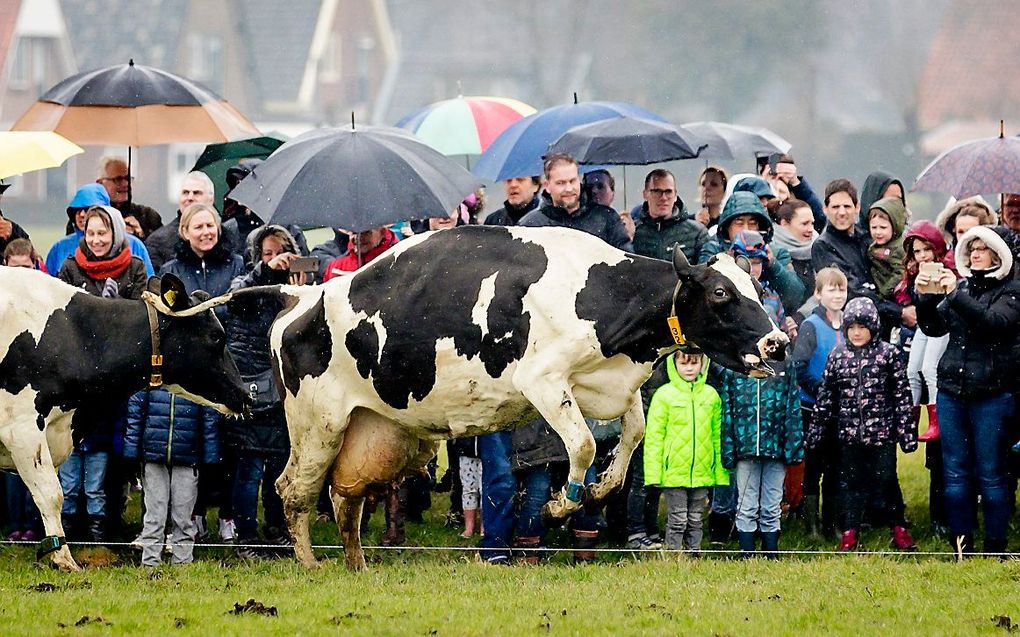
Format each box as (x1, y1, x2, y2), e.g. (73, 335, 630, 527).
(191, 134, 288, 211)
(679, 121, 792, 161)
(395, 95, 536, 156)
(11, 59, 259, 146)
(229, 122, 480, 235)
(546, 116, 705, 165)
(912, 123, 1020, 198)
(472, 97, 668, 181)
(0, 131, 84, 179)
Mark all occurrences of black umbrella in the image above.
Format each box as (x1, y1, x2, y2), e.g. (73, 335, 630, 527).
(546, 116, 706, 164)
(229, 122, 480, 234)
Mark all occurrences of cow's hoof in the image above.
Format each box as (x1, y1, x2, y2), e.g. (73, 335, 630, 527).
(540, 501, 567, 529)
(345, 552, 367, 572)
(295, 550, 321, 570)
(52, 552, 82, 573)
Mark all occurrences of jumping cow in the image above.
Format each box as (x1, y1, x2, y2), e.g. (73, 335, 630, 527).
(238, 225, 788, 570)
(0, 270, 249, 571)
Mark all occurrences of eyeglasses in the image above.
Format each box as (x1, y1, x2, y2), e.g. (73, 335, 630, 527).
(970, 245, 991, 253)
(101, 175, 133, 184)
(648, 188, 675, 198)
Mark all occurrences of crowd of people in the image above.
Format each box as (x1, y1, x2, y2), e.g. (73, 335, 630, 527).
(1, 150, 1019, 564)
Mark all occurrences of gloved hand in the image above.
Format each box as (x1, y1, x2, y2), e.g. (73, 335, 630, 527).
(101, 278, 120, 299)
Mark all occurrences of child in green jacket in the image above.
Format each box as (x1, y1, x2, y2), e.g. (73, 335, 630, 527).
(644, 349, 727, 551)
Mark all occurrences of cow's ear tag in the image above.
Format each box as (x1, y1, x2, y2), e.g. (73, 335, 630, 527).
(163, 289, 179, 308)
(667, 316, 686, 345)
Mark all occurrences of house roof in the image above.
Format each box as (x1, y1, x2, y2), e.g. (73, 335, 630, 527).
(236, 0, 323, 108)
(60, 0, 188, 71)
(917, 0, 1020, 130)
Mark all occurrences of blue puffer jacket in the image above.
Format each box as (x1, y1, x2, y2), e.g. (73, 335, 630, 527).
(159, 240, 244, 321)
(123, 389, 220, 467)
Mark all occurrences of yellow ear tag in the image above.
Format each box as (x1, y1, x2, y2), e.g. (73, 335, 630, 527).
(667, 316, 686, 345)
(163, 289, 178, 307)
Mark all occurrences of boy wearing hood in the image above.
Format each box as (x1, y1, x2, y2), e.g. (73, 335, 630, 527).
(643, 349, 726, 552)
(698, 191, 805, 315)
(809, 297, 917, 552)
(857, 171, 905, 235)
(866, 196, 908, 300)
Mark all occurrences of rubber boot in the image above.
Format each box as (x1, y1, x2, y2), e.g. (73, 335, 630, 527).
(802, 495, 821, 540)
(380, 489, 406, 547)
(514, 536, 543, 565)
(87, 516, 106, 544)
(837, 528, 858, 552)
(919, 403, 941, 442)
(760, 531, 780, 560)
(890, 525, 917, 551)
(737, 530, 756, 559)
(572, 529, 599, 564)
(461, 508, 478, 538)
(708, 511, 733, 545)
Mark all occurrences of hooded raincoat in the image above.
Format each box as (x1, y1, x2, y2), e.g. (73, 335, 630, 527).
(866, 196, 908, 300)
(643, 354, 727, 488)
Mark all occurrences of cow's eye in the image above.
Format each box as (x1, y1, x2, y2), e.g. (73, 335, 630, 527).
(713, 287, 728, 300)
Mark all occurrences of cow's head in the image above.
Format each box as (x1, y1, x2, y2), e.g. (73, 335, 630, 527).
(142, 275, 249, 416)
(670, 249, 788, 378)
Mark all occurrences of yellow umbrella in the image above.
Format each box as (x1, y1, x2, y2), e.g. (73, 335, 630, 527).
(0, 131, 84, 179)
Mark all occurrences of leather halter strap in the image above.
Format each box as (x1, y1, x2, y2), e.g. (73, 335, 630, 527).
(145, 301, 164, 387)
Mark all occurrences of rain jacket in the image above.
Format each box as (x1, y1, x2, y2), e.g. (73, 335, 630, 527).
(632, 198, 709, 264)
(323, 228, 399, 279)
(124, 388, 220, 467)
(144, 211, 182, 271)
(159, 240, 245, 321)
(47, 228, 154, 277)
(518, 193, 633, 251)
(866, 196, 908, 300)
(809, 297, 916, 451)
(916, 225, 1020, 400)
(643, 354, 727, 488)
(857, 171, 905, 234)
(698, 192, 805, 313)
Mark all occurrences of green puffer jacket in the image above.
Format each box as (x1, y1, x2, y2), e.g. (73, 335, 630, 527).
(710, 364, 804, 470)
(632, 199, 709, 264)
(643, 355, 728, 488)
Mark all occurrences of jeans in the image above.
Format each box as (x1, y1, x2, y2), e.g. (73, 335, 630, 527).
(907, 330, 948, 405)
(625, 442, 661, 538)
(4, 473, 40, 531)
(710, 483, 736, 516)
(734, 459, 785, 533)
(232, 453, 288, 541)
(838, 444, 904, 530)
(937, 392, 1013, 541)
(58, 450, 109, 517)
(663, 487, 710, 550)
(479, 431, 515, 561)
(516, 466, 553, 539)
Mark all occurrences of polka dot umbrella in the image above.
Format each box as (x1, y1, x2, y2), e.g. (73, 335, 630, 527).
(912, 121, 1020, 198)
(395, 95, 536, 157)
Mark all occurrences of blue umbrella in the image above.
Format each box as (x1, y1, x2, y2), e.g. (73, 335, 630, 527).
(472, 98, 667, 181)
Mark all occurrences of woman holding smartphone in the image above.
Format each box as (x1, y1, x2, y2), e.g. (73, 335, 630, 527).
(915, 225, 1020, 555)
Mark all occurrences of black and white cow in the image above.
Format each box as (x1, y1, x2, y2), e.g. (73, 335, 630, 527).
(0, 270, 249, 571)
(240, 225, 788, 570)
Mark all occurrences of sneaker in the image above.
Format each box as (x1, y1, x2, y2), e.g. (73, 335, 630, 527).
(237, 543, 261, 560)
(218, 518, 236, 543)
(626, 534, 662, 550)
(6, 530, 22, 542)
(647, 534, 664, 548)
(129, 535, 144, 551)
(163, 533, 173, 555)
(21, 530, 37, 542)
(837, 528, 858, 552)
(891, 525, 917, 551)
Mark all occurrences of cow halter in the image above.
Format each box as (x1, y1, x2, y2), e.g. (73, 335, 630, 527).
(145, 301, 164, 387)
(666, 279, 686, 345)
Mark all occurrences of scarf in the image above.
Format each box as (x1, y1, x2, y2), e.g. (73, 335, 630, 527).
(771, 223, 815, 261)
(74, 241, 133, 281)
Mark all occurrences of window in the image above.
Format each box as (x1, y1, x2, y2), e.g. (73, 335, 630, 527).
(187, 34, 223, 92)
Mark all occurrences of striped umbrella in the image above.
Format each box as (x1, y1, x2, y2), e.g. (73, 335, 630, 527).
(395, 96, 536, 156)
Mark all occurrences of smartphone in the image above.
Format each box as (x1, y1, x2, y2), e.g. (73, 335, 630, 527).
(917, 262, 946, 293)
(289, 256, 320, 273)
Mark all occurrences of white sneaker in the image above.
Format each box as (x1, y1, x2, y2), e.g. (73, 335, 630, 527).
(163, 533, 173, 555)
(218, 518, 236, 543)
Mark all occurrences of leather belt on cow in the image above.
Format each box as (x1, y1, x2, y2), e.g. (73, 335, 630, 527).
(145, 301, 163, 387)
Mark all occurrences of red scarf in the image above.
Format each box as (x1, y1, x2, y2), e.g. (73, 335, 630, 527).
(74, 243, 133, 281)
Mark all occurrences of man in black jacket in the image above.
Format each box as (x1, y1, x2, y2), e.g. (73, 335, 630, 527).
(519, 154, 633, 252)
(484, 176, 541, 226)
(145, 172, 216, 270)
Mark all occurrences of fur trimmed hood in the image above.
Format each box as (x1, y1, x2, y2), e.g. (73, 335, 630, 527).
(955, 224, 1013, 280)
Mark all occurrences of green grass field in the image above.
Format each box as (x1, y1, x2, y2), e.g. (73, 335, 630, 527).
(3, 449, 1020, 635)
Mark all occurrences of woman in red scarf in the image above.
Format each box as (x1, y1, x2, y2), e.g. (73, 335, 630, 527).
(57, 205, 147, 300)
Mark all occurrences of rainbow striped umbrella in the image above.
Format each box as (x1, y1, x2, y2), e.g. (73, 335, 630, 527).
(396, 96, 536, 156)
